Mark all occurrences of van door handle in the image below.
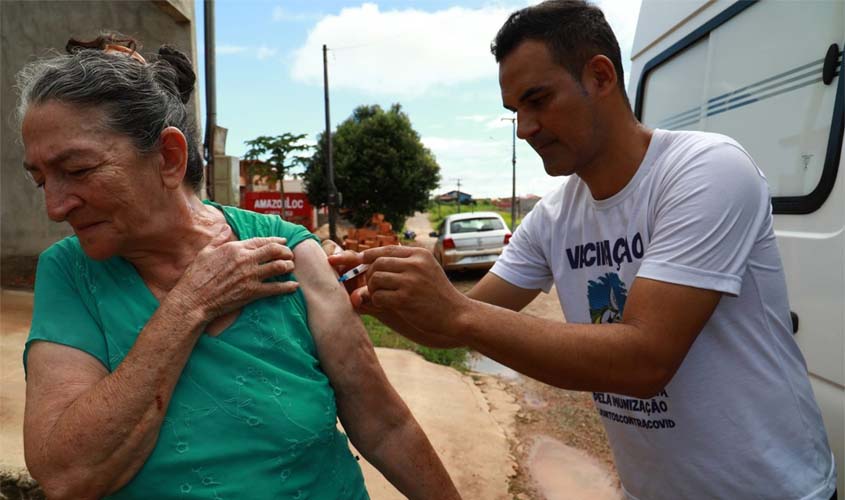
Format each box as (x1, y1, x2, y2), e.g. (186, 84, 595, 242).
(790, 311, 799, 335)
(822, 43, 840, 85)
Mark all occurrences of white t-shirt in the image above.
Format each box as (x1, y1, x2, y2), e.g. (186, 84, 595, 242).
(491, 129, 836, 500)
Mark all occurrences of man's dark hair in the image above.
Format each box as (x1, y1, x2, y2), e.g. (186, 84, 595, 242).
(491, 0, 629, 102)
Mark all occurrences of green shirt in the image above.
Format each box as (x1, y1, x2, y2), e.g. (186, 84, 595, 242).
(25, 202, 368, 499)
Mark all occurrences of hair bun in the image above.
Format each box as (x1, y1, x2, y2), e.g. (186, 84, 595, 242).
(157, 45, 196, 104)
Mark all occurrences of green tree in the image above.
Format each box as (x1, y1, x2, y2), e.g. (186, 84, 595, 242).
(243, 133, 312, 203)
(302, 104, 440, 229)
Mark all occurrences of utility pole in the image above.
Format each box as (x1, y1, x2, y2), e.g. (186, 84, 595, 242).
(203, 0, 216, 200)
(323, 44, 338, 242)
(502, 115, 517, 230)
(454, 178, 462, 214)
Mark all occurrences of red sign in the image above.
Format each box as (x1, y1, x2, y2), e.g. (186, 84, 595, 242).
(242, 192, 316, 231)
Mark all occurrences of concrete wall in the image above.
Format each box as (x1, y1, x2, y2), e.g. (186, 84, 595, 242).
(0, 0, 198, 262)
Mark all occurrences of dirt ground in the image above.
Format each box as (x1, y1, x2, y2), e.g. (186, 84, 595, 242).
(353, 350, 519, 499)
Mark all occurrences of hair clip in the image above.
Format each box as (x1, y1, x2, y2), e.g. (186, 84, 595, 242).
(103, 44, 146, 64)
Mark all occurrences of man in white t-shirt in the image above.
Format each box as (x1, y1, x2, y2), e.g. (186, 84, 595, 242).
(330, 1, 836, 498)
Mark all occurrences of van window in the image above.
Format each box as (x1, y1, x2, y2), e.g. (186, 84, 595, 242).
(638, 0, 843, 210)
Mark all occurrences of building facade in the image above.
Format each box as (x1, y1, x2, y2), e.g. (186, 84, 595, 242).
(0, 0, 199, 284)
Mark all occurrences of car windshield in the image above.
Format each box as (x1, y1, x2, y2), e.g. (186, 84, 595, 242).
(450, 217, 504, 234)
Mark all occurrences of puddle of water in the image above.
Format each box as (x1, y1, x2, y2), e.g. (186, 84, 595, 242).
(527, 436, 621, 500)
(467, 353, 521, 380)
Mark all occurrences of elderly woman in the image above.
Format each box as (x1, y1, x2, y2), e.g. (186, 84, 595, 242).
(18, 36, 459, 500)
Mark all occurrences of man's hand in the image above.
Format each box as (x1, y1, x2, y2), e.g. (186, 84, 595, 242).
(325, 243, 468, 347)
(356, 246, 471, 346)
(325, 243, 369, 294)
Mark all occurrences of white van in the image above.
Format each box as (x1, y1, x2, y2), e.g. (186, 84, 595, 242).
(630, 0, 844, 493)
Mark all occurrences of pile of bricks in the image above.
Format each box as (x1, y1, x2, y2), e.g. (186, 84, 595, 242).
(342, 214, 399, 251)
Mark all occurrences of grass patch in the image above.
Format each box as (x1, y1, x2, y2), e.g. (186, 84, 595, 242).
(362, 315, 469, 371)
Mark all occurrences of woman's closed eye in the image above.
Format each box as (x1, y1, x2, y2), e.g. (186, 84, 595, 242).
(66, 165, 96, 178)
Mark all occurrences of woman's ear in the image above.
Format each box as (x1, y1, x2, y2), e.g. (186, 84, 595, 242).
(157, 126, 188, 189)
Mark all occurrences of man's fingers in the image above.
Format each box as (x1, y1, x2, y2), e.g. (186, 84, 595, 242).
(369, 288, 403, 309)
(327, 250, 363, 270)
(368, 271, 403, 292)
(367, 255, 422, 275)
(350, 285, 377, 311)
(361, 245, 416, 263)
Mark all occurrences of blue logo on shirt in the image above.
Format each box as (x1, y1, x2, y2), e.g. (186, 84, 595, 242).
(588, 272, 628, 323)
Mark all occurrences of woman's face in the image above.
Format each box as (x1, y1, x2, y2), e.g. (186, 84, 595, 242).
(22, 101, 165, 260)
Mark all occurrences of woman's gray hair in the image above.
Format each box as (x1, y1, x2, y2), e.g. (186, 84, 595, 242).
(16, 38, 203, 191)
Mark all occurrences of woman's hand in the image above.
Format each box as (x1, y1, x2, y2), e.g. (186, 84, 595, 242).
(171, 226, 298, 322)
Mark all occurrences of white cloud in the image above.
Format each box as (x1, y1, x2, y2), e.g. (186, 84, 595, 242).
(217, 45, 248, 55)
(290, 1, 641, 96)
(256, 46, 278, 60)
(291, 3, 514, 96)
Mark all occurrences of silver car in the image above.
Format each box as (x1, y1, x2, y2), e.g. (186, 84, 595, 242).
(430, 212, 512, 271)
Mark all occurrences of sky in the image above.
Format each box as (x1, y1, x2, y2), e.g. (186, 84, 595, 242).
(195, 0, 643, 199)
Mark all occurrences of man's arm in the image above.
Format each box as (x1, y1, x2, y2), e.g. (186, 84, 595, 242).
(466, 271, 541, 310)
(327, 250, 541, 345)
(359, 246, 720, 399)
(460, 276, 720, 397)
(294, 240, 460, 499)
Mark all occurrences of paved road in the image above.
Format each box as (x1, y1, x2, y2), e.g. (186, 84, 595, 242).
(404, 211, 438, 249)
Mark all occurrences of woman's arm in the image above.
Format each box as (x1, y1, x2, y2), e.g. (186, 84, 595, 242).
(294, 239, 460, 500)
(24, 234, 296, 499)
(25, 296, 206, 499)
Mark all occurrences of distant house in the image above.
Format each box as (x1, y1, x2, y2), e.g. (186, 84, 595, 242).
(436, 190, 474, 204)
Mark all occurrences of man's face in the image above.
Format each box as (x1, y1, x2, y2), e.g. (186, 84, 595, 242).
(499, 40, 600, 177)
